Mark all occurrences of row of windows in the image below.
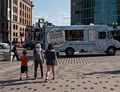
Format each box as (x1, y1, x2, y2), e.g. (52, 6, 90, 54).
(13, 38, 18, 42)
(13, 24, 31, 32)
(20, 10, 31, 19)
(13, 32, 18, 37)
(12, 15, 31, 26)
(20, 27, 31, 32)
(19, 17, 31, 26)
(20, 2, 31, 12)
(13, 24, 18, 30)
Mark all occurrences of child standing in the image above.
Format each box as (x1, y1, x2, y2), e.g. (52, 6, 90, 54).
(20, 50, 29, 80)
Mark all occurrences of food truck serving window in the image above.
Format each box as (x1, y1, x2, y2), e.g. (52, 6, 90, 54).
(65, 30, 84, 41)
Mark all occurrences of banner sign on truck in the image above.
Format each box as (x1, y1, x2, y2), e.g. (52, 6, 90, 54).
(47, 28, 65, 47)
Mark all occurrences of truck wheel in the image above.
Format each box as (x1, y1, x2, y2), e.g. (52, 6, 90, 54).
(66, 48, 74, 57)
(106, 47, 116, 55)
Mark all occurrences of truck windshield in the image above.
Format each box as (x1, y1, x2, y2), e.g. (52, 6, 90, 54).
(110, 30, 120, 42)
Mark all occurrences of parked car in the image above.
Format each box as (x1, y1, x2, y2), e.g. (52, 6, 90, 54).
(0, 42, 10, 49)
(22, 41, 40, 50)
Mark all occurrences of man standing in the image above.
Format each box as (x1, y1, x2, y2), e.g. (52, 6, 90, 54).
(33, 43, 44, 79)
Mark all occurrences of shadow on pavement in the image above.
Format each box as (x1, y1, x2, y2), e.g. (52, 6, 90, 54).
(0, 78, 46, 87)
(84, 70, 120, 75)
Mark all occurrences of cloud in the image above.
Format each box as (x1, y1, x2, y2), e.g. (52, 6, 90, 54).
(50, 15, 70, 26)
(59, 11, 67, 15)
(33, 11, 70, 26)
(32, 13, 48, 24)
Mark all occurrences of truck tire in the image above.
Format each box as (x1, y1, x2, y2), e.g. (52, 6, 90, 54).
(106, 47, 116, 55)
(65, 48, 74, 57)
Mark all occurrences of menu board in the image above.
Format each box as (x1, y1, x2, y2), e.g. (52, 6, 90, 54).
(89, 30, 96, 42)
(47, 28, 65, 47)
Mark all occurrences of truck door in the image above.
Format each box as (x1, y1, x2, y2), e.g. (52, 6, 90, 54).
(97, 31, 107, 51)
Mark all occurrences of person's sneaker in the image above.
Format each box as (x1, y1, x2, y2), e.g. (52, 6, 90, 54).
(45, 78, 48, 82)
(19, 78, 22, 80)
(52, 78, 55, 80)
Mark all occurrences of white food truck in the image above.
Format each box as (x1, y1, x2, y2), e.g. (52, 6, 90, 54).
(45, 25, 120, 57)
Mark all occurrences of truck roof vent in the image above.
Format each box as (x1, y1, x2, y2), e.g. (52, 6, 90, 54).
(90, 23, 94, 25)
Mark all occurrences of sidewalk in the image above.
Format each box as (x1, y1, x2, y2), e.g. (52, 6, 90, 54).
(0, 56, 120, 92)
(0, 61, 33, 73)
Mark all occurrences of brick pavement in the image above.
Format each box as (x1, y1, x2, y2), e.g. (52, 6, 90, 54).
(0, 61, 20, 70)
(0, 55, 120, 92)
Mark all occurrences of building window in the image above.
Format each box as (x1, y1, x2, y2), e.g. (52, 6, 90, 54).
(20, 18, 22, 23)
(20, 10, 21, 15)
(13, 6, 17, 13)
(13, 38, 16, 41)
(20, 2, 22, 8)
(13, 24, 15, 29)
(23, 11, 24, 17)
(29, 8, 30, 12)
(16, 33, 18, 37)
(27, 7, 28, 12)
(13, 15, 17, 22)
(74, 11, 80, 14)
(13, 0, 18, 5)
(25, 20, 26, 25)
(13, 32, 16, 36)
(20, 27, 21, 31)
(16, 25, 18, 30)
(25, 5, 26, 10)
(23, 4, 24, 9)
(23, 18, 24, 24)
(29, 21, 30, 25)
(16, 38, 18, 42)
(27, 14, 28, 18)
(25, 13, 26, 18)
(29, 15, 30, 19)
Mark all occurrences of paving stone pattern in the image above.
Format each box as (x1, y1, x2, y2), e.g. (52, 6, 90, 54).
(0, 55, 120, 92)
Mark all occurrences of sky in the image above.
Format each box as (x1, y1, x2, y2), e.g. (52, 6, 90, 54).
(32, 0, 70, 26)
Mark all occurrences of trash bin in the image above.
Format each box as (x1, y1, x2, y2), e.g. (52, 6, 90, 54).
(3, 52, 11, 61)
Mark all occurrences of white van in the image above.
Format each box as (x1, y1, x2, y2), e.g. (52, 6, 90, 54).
(45, 25, 120, 57)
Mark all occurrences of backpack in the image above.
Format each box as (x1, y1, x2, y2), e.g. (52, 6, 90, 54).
(34, 49, 43, 61)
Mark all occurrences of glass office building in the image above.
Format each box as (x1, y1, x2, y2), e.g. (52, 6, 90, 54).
(71, 0, 120, 26)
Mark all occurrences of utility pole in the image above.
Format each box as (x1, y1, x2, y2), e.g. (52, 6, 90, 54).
(9, 0, 12, 61)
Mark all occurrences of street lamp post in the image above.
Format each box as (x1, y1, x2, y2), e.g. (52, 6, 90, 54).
(39, 18, 45, 49)
(9, 0, 12, 61)
(112, 22, 118, 28)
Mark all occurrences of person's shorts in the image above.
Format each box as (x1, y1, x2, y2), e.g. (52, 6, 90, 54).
(21, 66, 28, 73)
